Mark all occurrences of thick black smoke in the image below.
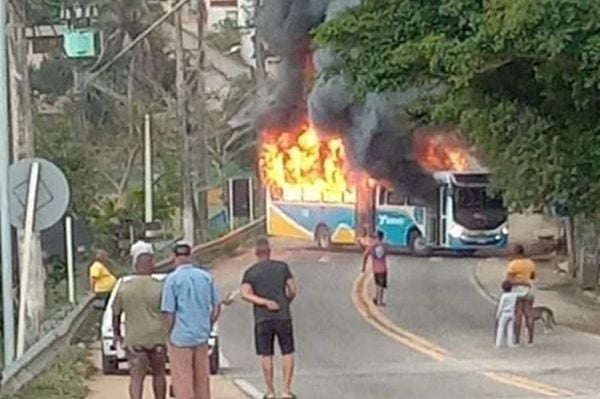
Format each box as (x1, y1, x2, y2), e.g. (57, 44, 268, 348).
(256, 0, 437, 203)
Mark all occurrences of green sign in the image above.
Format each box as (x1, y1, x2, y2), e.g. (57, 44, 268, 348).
(63, 29, 97, 58)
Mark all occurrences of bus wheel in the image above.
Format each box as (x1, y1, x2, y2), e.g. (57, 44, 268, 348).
(316, 225, 331, 250)
(409, 230, 430, 256)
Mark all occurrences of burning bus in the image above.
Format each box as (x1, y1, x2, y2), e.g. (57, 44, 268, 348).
(259, 124, 508, 254)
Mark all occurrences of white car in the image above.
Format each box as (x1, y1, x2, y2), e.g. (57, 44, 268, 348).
(100, 273, 220, 375)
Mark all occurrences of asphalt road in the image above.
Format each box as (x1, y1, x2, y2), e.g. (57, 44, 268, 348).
(217, 242, 600, 398)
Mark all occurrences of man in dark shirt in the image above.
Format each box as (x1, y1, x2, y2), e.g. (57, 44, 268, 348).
(241, 238, 297, 399)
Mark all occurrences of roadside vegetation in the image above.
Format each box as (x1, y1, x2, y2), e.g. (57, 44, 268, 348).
(2, 347, 94, 399)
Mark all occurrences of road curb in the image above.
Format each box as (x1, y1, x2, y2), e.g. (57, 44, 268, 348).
(472, 261, 499, 305)
(231, 378, 263, 399)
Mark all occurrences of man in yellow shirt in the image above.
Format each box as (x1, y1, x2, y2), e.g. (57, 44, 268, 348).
(89, 250, 117, 307)
(506, 244, 536, 345)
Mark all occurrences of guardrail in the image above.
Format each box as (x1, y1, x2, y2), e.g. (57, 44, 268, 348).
(156, 216, 266, 272)
(0, 216, 265, 395)
(0, 295, 95, 394)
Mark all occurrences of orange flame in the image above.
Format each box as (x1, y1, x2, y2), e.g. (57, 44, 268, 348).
(259, 125, 353, 202)
(413, 129, 475, 172)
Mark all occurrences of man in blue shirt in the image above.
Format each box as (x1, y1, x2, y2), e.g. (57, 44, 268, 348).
(161, 241, 221, 399)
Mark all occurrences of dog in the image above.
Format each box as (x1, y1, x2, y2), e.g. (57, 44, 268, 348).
(532, 306, 556, 333)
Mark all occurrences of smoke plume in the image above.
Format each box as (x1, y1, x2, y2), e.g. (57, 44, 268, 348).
(256, 0, 437, 203)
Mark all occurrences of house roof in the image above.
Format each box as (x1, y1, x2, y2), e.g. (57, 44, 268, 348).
(25, 25, 65, 38)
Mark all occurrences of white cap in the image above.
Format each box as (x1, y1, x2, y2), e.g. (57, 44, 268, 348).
(131, 240, 154, 267)
(173, 240, 192, 256)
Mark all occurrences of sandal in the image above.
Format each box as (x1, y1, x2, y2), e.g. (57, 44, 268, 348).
(263, 395, 276, 399)
(281, 394, 297, 399)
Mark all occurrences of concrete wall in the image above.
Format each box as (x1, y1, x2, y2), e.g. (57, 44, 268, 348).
(205, 0, 238, 31)
(508, 212, 560, 245)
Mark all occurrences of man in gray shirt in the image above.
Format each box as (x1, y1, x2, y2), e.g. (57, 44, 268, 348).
(241, 238, 297, 399)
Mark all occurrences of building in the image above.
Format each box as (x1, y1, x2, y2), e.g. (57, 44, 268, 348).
(205, 0, 238, 30)
(237, 0, 255, 68)
(25, 25, 64, 68)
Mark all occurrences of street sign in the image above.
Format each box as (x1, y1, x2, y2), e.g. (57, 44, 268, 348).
(63, 28, 98, 58)
(8, 158, 70, 232)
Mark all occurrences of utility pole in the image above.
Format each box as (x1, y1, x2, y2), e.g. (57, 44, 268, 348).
(253, 0, 266, 217)
(7, 0, 46, 351)
(253, 0, 266, 82)
(144, 114, 154, 224)
(173, 0, 195, 244)
(0, 0, 15, 366)
(195, 0, 208, 242)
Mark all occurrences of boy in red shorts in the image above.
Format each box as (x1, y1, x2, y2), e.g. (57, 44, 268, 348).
(362, 230, 389, 306)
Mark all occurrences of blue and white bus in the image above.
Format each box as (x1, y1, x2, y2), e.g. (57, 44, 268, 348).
(266, 171, 508, 254)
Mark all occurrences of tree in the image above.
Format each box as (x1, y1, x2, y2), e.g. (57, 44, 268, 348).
(314, 0, 600, 216)
(205, 76, 256, 181)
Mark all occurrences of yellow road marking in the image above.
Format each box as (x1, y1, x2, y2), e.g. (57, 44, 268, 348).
(361, 274, 449, 356)
(483, 372, 575, 397)
(352, 274, 447, 361)
(351, 272, 576, 397)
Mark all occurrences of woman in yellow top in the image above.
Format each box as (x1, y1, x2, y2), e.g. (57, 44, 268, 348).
(505, 244, 536, 345)
(89, 250, 117, 308)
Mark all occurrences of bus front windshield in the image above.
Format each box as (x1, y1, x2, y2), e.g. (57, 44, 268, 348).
(453, 186, 507, 230)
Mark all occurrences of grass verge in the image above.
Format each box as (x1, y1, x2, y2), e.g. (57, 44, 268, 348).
(2, 346, 96, 399)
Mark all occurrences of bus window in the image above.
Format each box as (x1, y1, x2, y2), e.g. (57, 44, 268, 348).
(343, 190, 357, 204)
(283, 187, 302, 202)
(378, 187, 387, 206)
(302, 187, 321, 202)
(323, 191, 342, 203)
(387, 191, 406, 206)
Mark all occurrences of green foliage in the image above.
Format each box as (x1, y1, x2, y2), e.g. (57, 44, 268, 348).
(3, 347, 92, 399)
(206, 75, 256, 182)
(314, 0, 600, 215)
(31, 58, 74, 101)
(207, 18, 240, 52)
(35, 114, 179, 256)
(35, 115, 98, 220)
(87, 183, 178, 255)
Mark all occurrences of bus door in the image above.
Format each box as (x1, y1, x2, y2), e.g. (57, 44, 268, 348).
(355, 179, 375, 241)
(375, 187, 413, 247)
(439, 184, 448, 246)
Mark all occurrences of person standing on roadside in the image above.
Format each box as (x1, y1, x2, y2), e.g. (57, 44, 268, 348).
(506, 244, 536, 345)
(241, 238, 297, 399)
(89, 249, 117, 308)
(161, 241, 221, 399)
(113, 247, 167, 399)
(362, 230, 389, 306)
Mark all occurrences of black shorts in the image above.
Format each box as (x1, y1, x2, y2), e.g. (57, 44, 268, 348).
(126, 344, 167, 374)
(374, 273, 387, 288)
(255, 319, 295, 357)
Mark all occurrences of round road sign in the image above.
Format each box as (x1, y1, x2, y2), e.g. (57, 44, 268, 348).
(8, 158, 70, 232)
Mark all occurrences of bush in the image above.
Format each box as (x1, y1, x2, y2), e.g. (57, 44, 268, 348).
(3, 347, 94, 399)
